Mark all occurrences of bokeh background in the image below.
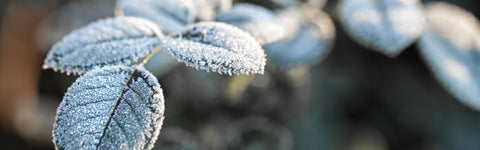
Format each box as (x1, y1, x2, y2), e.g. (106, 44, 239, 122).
(1, 0, 480, 149)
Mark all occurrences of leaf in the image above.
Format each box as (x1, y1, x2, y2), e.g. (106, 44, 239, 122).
(43, 17, 163, 75)
(52, 65, 165, 149)
(339, 0, 424, 56)
(215, 3, 286, 45)
(264, 10, 335, 67)
(118, 0, 196, 34)
(161, 22, 266, 75)
(193, 0, 232, 21)
(418, 2, 480, 110)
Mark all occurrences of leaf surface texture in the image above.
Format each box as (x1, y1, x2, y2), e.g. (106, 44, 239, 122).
(44, 17, 163, 75)
(53, 66, 165, 149)
(162, 22, 266, 75)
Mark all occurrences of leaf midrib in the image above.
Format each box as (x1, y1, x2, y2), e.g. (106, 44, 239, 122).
(95, 67, 137, 149)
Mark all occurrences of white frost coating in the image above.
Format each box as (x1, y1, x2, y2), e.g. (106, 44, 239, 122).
(264, 11, 335, 67)
(418, 2, 480, 111)
(53, 65, 165, 149)
(118, 0, 196, 34)
(162, 22, 266, 75)
(216, 3, 286, 45)
(44, 17, 163, 75)
(339, 0, 424, 56)
(193, 0, 232, 21)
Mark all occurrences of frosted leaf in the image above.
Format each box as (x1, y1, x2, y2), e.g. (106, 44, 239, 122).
(339, 0, 424, 56)
(52, 65, 165, 149)
(43, 17, 163, 75)
(418, 2, 480, 111)
(193, 0, 232, 21)
(216, 3, 286, 45)
(162, 22, 266, 75)
(264, 10, 335, 67)
(118, 0, 196, 34)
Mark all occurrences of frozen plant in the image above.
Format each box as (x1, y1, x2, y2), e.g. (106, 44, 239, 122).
(42, 0, 279, 149)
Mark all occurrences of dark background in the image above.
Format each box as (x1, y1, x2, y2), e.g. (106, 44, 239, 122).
(1, 0, 480, 149)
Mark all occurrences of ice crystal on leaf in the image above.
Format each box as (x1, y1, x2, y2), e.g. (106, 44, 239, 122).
(339, 0, 424, 56)
(43, 17, 163, 75)
(118, 0, 196, 34)
(161, 22, 266, 75)
(53, 65, 165, 150)
(216, 3, 285, 45)
(418, 2, 480, 111)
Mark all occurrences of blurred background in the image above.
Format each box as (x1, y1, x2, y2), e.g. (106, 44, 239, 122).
(1, 0, 480, 149)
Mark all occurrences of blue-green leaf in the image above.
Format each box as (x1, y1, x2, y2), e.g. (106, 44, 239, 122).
(339, 0, 424, 56)
(193, 0, 232, 21)
(216, 3, 285, 45)
(418, 2, 480, 110)
(118, 0, 196, 34)
(53, 65, 165, 149)
(265, 10, 335, 67)
(43, 17, 163, 75)
(161, 22, 266, 75)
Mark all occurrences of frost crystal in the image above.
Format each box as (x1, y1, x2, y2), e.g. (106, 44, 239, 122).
(43, 17, 163, 75)
(216, 3, 285, 45)
(53, 65, 165, 149)
(339, 0, 424, 56)
(264, 10, 336, 67)
(118, 0, 196, 34)
(418, 2, 480, 111)
(162, 22, 266, 75)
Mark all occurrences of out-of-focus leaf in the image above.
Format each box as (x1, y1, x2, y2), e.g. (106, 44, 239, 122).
(216, 3, 285, 45)
(118, 0, 196, 34)
(418, 2, 480, 110)
(43, 17, 163, 75)
(264, 10, 335, 67)
(193, 0, 232, 21)
(161, 22, 266, 75)
(37, 0, 115, 51)
(276, 7, 302, 39)
(271, 0, 298, 8)
(53, 66, 165, 149)
(339, 0, 424, 56)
